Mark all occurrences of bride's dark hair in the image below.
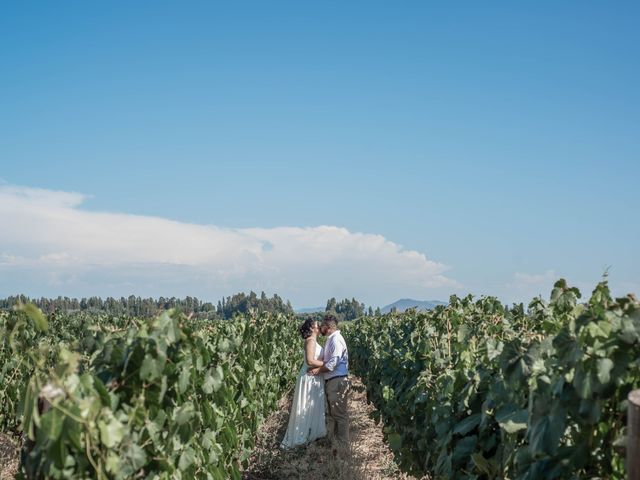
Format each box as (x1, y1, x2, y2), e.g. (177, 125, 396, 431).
(298, 318, 315, 339)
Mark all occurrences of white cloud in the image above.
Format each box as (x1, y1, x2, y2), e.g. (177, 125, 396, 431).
(0, 184, 460, 306)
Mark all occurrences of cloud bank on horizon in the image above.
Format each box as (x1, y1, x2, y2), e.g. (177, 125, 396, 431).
(0, 184, 462, 306)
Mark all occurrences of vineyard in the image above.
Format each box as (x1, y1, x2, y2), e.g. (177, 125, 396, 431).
(343, 280, 640, 479)
(1, 279, 639, 479)
(0, 308, 300, 479)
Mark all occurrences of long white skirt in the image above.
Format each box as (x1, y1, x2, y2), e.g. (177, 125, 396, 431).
(281, 363, 327, 449)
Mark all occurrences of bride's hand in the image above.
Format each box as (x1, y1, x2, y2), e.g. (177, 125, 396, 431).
(307, 367, 321, 376)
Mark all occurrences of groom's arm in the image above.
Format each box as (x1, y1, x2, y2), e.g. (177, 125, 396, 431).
(309, 363, 332, 374)
(308, 340, 341, 375)
(308, 338, 335, 375)
(309, 353, 339, 374)
(320, 343, 342, 373)
(308, 364, 330, 375)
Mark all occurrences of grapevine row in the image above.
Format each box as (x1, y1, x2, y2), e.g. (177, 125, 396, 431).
(1, 307, 300, 479)
(343, 280, 640, 479)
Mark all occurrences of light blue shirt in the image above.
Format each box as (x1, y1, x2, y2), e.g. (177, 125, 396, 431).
(323, 330, 349, 380)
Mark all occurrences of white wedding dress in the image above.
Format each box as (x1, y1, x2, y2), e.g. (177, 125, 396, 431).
(280, 341, 327, 449)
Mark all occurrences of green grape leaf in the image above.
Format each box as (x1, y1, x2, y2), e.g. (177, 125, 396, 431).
(17, 302, 48, 331)
(596, 358, 614, 384)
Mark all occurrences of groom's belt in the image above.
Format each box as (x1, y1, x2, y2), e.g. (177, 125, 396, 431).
(325, 375, 348, 383)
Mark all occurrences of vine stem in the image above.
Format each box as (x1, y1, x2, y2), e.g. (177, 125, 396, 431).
(50, 402, 86, 424)
(446, 318, 452, 359)
(85, 432, 103, 480)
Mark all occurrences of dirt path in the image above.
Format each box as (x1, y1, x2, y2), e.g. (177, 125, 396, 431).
(0, 433, 19, 480)
(242, 376, 421, 480)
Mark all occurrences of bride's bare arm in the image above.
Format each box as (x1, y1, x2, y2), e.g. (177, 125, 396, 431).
(305, 338, 324, 367)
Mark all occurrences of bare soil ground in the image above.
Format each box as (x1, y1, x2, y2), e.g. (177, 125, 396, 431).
(242, 377, 422, 480)
(0, 433, 19, 480)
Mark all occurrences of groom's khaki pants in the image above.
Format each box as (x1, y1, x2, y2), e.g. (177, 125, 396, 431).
(325, 376, 350, 446)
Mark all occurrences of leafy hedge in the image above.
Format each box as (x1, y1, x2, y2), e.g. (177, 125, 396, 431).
(0, 308, 127, 433)
(344, 280, 640, 479)
(3, 308, 299, 479)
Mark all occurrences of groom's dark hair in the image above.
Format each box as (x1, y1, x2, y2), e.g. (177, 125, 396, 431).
(321, 314, 338, 330)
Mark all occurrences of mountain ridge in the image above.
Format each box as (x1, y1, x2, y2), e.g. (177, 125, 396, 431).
(380, 298, 446, 313)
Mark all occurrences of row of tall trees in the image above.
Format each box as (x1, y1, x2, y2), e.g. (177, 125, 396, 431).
(217, 292, 293, 319)
(324, 297, 380, 321)
(0, 293, 379, 321)
(0, 292, 293, 319)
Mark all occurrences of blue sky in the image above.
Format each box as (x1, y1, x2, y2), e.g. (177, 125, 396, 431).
(1, 2, 638, 307)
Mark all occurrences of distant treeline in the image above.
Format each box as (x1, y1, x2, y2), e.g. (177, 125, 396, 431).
(317, 297, 381, 321)
(0, 291, 293, 319)
(0, 293, 379, 321)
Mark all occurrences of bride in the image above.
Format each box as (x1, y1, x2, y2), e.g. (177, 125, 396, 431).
(281, 319, 327, 449)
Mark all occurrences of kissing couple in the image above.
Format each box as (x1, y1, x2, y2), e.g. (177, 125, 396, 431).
(280, 314, 350, 451)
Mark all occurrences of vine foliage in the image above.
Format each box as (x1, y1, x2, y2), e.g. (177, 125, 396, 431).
(344, 280, 640, 480)
(2, 308, 299, 479)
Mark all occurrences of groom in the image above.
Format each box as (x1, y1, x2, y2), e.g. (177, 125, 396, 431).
(308, 314, 350, 447)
